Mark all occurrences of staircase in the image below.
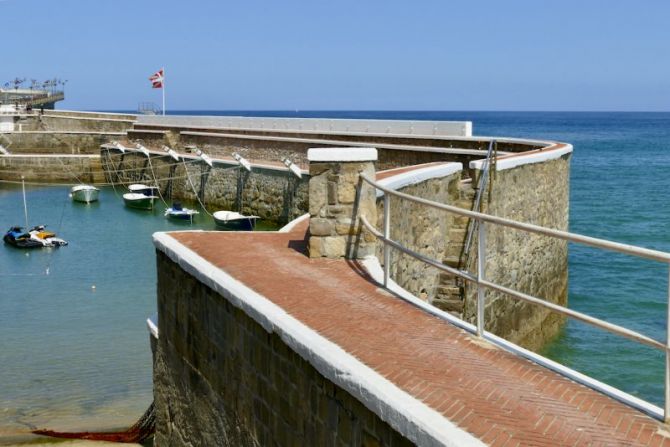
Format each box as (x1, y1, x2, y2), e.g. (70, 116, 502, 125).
(431, 179, 475, 316)
(431, 141, 497, 317)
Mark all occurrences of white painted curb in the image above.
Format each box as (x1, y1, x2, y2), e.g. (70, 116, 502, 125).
(470, 144, 573, 171)
(377, 163, 463, 198)
(307, 147, 378, 162)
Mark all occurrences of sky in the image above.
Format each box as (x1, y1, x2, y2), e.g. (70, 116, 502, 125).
(1, 0, 668, 111)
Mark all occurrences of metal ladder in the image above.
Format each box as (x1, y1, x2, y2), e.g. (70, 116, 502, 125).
(461, 140, 497, 269)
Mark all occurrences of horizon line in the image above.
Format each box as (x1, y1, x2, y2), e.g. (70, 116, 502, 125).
(88, 109, 670, 114)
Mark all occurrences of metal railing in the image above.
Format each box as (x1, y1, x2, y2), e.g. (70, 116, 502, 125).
(359, 173, 670, 422)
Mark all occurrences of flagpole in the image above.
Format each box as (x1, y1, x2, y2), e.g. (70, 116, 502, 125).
(162, 68, 166, 116)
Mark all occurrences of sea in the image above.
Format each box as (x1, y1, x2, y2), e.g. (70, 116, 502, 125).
(0, 111, 668, 441)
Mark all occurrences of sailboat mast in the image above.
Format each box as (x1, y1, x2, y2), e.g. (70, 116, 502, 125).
(21, 176, 29, 229)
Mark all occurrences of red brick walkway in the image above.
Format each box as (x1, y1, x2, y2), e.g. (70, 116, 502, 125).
(169, 221, 670, 446)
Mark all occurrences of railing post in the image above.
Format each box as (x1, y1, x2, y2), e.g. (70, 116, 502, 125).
(477, 220, 486, 337)
(383, 193, 391, 287)
(666, 266, 670, 423)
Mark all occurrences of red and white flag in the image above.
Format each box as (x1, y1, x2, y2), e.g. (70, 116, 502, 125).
(149, 69, 164, 89)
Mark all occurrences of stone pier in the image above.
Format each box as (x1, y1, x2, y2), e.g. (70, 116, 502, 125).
(307, 147, 377, 259)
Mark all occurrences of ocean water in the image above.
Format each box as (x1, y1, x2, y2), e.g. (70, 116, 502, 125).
(0, 185, 277, 442)
(1, 111, 669, 440)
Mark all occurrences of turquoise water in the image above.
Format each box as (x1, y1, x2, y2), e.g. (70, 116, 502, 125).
(0, 184, 277, 440)
(2, 111, 669, 439)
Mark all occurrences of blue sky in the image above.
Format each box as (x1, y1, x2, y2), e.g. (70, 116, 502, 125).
(1, 0, 668, 111)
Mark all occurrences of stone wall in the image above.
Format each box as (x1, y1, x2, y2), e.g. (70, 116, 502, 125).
(461, 154, 572, 350)
(38, 115, 133, 133)
(375, 171, 461, 305)
(0, 132, 123, 154)
(129, 129, 541, 177)
(101, 150, 308, 224)
(0, 155, 104, 183)
(154, 251, 414, 447)
(308, 153, 377, 259)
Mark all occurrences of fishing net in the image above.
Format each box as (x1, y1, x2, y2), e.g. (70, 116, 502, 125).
(33, 401, 155, 444)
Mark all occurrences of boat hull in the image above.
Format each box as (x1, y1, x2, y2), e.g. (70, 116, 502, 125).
(71, 187, 99, 203)
(3, 233, 44, 248)
(165, 209, 198, 220)
(123, 193, 156, 210)
(213, 216, 258, 231)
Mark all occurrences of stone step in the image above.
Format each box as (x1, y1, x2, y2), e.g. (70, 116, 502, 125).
(438, 272, 459, 284)
(431, 297, 464, 313)
(449, 228, 467, 241)
(435, 285, 461, 297)
(443, 256, 461, 268)
(460, 187, 475, 200)
(455, 200, 474, 210)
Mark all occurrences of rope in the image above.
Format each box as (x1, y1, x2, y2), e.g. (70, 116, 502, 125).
(54, 156, 86, 186)
(146, 156, 169, 207)
(182, 158, 214, 217)
(33, 401, 155, 443)
(0, 169, 217, 187)
(0, 159, 203, 177)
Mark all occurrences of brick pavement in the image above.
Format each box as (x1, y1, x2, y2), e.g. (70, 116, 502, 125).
(168, 220, 670, 446)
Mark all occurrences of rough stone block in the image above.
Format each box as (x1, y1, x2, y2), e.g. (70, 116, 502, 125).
(327, 181, 338, 205)
(308, 237, 323, 258)
(322, 236, 346, 258)
(310, 218, 334, 237)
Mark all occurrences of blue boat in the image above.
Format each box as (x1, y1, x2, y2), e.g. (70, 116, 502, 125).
(164, 202, 199, 221)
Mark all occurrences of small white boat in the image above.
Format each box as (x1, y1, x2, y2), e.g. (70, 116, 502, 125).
(213, 210, 259, 231)
(70, 184, 99, 203)
(164, 202, 199, 221)
(128, 183, 159, 196)
(123, 193, 158, 210)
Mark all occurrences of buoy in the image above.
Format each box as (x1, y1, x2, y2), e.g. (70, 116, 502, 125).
(91, 285, 96, 290)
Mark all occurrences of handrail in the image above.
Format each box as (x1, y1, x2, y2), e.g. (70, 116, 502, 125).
(359, 172, 670, 422)
(362, 173, 670, 263)
(360, 216, 665, 351)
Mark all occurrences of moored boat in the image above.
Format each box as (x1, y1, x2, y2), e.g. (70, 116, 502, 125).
(4, 226, 44, 248)
(70, 184, 99, 203)
(164, 202, 198, 221)
(128, 184, 159, 196)
(212, 210, 259, 231)
(3, 225, 68, 248)
(123, 193, 158, 210)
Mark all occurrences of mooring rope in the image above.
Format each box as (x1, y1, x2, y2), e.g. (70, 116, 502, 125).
(54, 156, 86, 186)
(0, 169, 217, 188)
(146, 156, 169, 207)
(182, 157, 214, 217)
(33, 401, 156, 443)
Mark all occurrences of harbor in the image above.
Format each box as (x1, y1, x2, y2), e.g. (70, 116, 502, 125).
(0, 109, 669, 445)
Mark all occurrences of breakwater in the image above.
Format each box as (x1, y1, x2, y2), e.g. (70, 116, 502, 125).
(0, 110, 572, 349)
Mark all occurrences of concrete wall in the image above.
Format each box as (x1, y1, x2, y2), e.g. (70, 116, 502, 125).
(137, 114, 472, 137)
(154, 251, 414, 447)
